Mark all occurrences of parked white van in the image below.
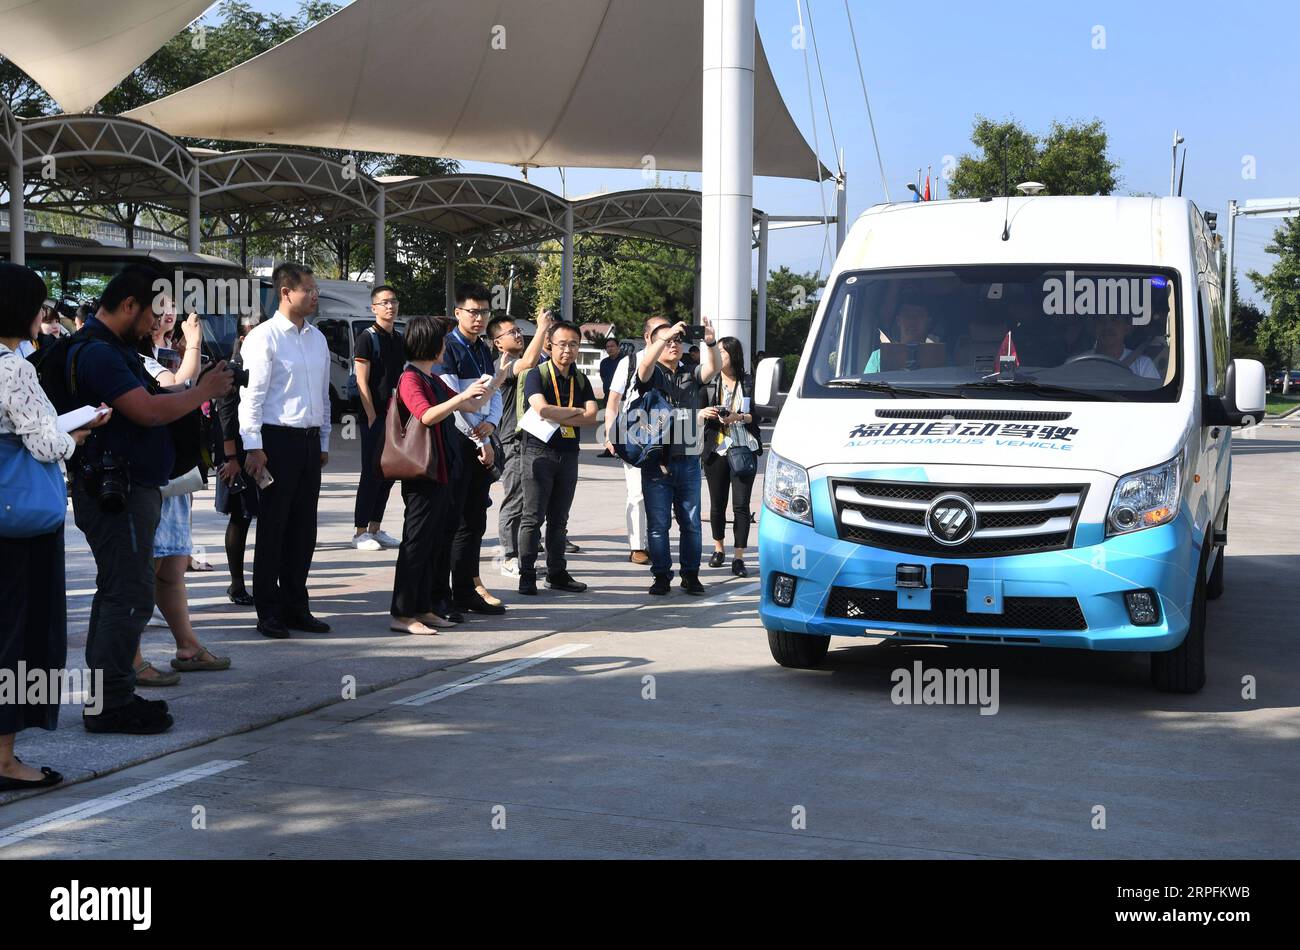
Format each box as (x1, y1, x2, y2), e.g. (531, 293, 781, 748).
(753, 196, 1266, 693)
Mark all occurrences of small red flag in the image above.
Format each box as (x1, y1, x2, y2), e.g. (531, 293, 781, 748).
(999, 331, 1019, 366)
(924, 174, 931, 201)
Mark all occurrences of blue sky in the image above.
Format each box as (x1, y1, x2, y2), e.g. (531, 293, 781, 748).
(247, 0, 1298, 302)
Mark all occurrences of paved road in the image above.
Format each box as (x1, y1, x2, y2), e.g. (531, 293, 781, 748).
(1, 424, 1297, 858)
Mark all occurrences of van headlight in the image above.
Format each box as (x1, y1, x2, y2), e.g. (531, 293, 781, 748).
(1107, 455, 1181, 535)
(763, 451, 813, 526)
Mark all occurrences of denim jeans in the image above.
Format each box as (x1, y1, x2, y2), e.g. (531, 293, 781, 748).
(641, 454, 702, 579)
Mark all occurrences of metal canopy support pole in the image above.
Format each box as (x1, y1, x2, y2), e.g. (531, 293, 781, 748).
(1223, 200, 1237, 338)
(444, 238, 456, 316)
(702, 0, 756, 359)
(188, 165, 201, 253)
(6, 129, 22, 265)
(756, 212, 769, 352)
(373, 190, 386, 285)
(835, 170, 848, 253)
(561, 203, 575, 322)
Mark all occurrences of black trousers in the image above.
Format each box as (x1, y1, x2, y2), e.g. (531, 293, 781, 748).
(71, 482, 161, 713)
(704, 451, 756, 548)
(439, 433, 492, 599)
(518, 437, 579, 578)
(390, 478, 450, 618)
(353, 410, 394, 529)
(0, 528, 68, 733)
(253, 425, 322, 622)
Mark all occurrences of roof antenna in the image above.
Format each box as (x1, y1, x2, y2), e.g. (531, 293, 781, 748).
(1000, 133, 1012, 241)
(1177, 147, 1188, 197)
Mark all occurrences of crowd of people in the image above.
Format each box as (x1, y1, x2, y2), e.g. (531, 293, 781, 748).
(0, 260, 763, 793)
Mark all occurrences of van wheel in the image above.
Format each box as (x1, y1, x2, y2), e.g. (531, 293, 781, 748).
(767, 629, 830, 668)
(1150, 547, 1208, 693)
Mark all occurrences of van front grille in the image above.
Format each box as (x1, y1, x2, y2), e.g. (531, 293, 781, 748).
(831, 478, 1087, 558)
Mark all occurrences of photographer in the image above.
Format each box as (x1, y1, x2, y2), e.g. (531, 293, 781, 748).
(67, 265, 233, 734)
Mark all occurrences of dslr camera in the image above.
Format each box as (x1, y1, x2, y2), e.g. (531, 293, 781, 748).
(79, 447, 131, 513)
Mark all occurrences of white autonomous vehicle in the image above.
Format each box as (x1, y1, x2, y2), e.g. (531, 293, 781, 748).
(754, 195, 1266, 692)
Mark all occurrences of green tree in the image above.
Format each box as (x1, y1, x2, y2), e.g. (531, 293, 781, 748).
(753, 265, 823, 380)
(949, 117, 1119, 198)
(1246, 217, 1300, 381)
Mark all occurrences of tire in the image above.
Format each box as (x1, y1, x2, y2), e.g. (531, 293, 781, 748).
(1150, 545, 1208, 693)
(767, 629, 830, 669)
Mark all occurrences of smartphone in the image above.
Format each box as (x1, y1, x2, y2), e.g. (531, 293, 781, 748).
(686, 324, 706, 342)
(255, 468, 275, 490)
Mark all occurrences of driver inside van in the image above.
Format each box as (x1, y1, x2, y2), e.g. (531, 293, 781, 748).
(1086, 314, 1161, 380)
(863, 300, 942, 373)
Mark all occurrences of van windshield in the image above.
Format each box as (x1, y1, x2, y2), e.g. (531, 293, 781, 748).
(802, 265, 1180, 402)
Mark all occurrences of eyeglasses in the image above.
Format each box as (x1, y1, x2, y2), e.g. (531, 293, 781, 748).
(458, 307, 492, 318)
(373, 298, 399, 308)
(492, 328, 523, 341)
(551, 340, 580, 351)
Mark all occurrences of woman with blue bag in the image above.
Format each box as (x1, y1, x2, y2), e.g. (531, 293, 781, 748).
(0, 263, 111, 791)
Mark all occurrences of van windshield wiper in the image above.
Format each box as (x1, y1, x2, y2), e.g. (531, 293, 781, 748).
(957, 378, 1121, 401)
(826, 378, 961, 398)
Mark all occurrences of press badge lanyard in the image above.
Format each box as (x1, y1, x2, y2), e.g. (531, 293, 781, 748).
(548, 363, 576, 439)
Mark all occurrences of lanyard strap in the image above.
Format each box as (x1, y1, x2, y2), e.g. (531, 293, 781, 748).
(547, 361, 575, 408)
(451, 328, 490, 377)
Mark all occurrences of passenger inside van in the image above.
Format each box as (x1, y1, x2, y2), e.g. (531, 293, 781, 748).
(863, 300, 943, 373)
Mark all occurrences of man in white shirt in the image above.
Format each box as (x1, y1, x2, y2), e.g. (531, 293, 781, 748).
(603, 340, 650, 565)
(239, 263, 332, 639)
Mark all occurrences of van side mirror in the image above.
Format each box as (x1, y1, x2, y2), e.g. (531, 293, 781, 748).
(754, 357, 783, 411)
(1207, 358, 1266, 427)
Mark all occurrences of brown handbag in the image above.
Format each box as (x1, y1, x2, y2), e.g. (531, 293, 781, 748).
(380, 378, 438, 481)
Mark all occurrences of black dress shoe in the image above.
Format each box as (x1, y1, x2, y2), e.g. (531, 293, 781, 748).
(432, 600, 464, 623)
(708, 550, 726, 568)
(284, 613, 331, 633)
(0, 766, 63, 791)
(519, 573, 538, 596)
(649, 574, 672, 596)
(256, 617, 291, 639)
(227, 586, 255, 606)
(565, 540, 581, 554)
(453, 591, 507, 615)
(731, 559, 749, 578)
(546, 573, 588, 593)
(83, 696, 173, 735)
(680, 572, 706, 595)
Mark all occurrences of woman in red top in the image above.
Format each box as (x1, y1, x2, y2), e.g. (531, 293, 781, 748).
(390, 317, 488, 634)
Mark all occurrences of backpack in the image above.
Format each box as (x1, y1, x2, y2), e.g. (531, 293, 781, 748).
(613, 358, 673, 468)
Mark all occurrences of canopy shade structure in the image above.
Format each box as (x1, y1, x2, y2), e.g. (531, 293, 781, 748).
(0, 0, 215, 113)
(124, 0, 829, 181)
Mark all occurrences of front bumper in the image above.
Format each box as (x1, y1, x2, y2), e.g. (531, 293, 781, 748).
(758, 511, 1200, 652)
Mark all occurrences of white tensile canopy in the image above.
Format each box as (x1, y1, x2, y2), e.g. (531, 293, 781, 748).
(0, 0, 215, 114)
(122, 0, 828, 180)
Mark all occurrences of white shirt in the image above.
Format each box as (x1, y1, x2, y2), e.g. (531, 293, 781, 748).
(238, 311, 332, 451)
(608, 350, 644, 397)
(1090, 346, 1161, 381)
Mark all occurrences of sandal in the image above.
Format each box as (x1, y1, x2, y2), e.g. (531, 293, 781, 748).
(187, 556, 214, 572)
(134, 660, 181, 687)
(170, 646, 231, 672)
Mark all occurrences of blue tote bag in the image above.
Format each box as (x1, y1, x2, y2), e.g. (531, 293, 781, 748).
(0, 433, 67, 538)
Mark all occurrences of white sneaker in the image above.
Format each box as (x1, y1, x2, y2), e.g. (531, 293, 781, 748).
(372, 529, 401, 549)
(351, 532, 383, 552)
(500, 557, 520, 577)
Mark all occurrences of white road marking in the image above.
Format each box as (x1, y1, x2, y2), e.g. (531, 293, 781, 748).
(0, 759, 246, 850)
(391, 643, 590, 707)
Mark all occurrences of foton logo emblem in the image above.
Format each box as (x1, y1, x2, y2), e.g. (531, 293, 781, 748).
(926, 494, 977, 546)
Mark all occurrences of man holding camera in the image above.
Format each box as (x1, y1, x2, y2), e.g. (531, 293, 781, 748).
(240, 263, 332, 640)
(70, 265, 234, 734)
(634, 315, 718, 596)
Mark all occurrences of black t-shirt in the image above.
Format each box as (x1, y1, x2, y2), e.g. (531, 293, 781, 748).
(634, 359, 708, 457)
(354, 322, 405, 412)
(522, 362, 594, 453)
(71, 317, 175, 487)
(498, 368, 519, 443)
